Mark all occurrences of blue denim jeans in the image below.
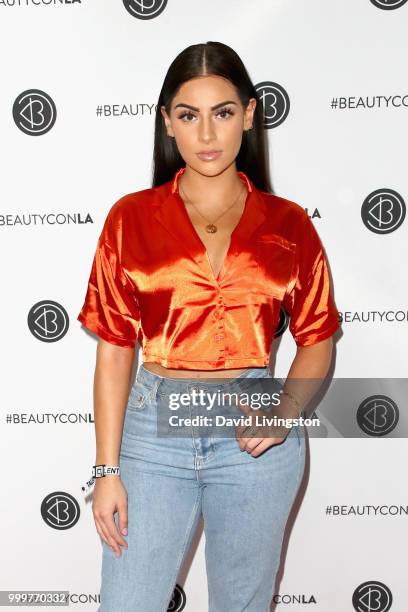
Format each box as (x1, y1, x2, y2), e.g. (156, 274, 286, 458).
(98, 365, 306, 612)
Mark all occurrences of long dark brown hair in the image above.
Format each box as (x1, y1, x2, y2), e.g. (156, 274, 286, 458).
(152, 41, 273, 193)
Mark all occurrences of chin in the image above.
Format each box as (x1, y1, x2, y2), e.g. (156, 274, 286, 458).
(187, 159, 235, 177)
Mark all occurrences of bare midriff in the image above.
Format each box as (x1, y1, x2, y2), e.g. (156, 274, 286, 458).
(143, 361, 266, 380)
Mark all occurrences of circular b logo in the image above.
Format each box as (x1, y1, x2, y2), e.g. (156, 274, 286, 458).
(255, 81, 290, 129)
(41, 492, 80, 530)
(370, 0, 408, 9)
(352, 580, 392, 611)
(123, 0, 168, 19)
(13, 89, 57, 136)
(27, 300, 69, 342)
(361, 188, 406, 234)
(357, 395, 399, 436)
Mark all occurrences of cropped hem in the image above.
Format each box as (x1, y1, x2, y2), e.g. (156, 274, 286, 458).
(77, 312, 136, 348)
(141, 350, 270, 370)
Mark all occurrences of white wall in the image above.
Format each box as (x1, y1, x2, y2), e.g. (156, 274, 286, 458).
(1, 1, 407, 610)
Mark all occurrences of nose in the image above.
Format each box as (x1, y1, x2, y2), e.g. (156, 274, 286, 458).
(198, 114, 216, 144)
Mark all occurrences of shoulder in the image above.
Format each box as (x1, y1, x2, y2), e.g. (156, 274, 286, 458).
(259, 190, 308, 223)
(98, 181, 170, 246)
(102, 181, 170, 226)
(109, 182, 167, 217)
(258, 190, 313, 244)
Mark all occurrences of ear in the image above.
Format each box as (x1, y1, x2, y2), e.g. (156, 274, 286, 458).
(160, 105, 174, 137)
(243, 98, 257, 131)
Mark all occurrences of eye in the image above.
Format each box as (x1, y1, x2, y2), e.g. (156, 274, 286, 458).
(176, 107, 235, 123)
(178, 111, 197, 122)
(216, 107, 235, 119)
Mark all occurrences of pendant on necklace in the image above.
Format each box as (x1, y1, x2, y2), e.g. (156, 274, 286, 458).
(205, 223, 217, 233)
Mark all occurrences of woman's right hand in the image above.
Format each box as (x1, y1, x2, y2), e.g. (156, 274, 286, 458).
(92, 476, 129, 558)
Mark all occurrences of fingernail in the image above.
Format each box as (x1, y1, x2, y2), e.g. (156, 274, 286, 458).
(122, 528, 128, 535)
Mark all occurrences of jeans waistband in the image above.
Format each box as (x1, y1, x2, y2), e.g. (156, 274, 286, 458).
(136, 364, 275, 396)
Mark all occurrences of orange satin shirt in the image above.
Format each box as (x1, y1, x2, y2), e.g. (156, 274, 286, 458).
(77, 167, 340, 369)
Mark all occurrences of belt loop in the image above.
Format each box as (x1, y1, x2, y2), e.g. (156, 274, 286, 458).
(150, 376, 162, 402)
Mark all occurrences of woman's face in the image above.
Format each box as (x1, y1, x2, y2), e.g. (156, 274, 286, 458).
(161, 75, 256, 176)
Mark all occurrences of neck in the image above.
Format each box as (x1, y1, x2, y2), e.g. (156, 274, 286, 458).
(178, 164, 245, 205)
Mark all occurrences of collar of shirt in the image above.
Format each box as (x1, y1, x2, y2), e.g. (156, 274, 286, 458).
(153, 166, 268, 285)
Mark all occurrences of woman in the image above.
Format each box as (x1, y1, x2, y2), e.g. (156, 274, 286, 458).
(78, 41, 340, 612)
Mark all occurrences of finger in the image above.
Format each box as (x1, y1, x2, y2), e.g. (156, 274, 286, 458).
(234, 415, 257, 440)
(117, 504, 129, 546)
(241, 436, 264, 453)
(235, 426, 255, 450)
(94, 517, 108, 545)
(235, 420, 260, 448)
(235, 424, 250, 445)
(239, 423, 263, 450)
(236, 434, 246, 451)
(94, 516, 118, 553)
(250, 437, 287, 456)
(105, 514, 128, 551)
(98, 514, 122, 556)
(93, 508, 110, 544)
(248, 439, 272, 457)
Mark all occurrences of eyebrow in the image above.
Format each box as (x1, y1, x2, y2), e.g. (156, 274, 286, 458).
(174, 100, 238, 112)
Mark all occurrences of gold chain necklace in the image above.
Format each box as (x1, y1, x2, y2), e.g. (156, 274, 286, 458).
(179, 181, 245, 234)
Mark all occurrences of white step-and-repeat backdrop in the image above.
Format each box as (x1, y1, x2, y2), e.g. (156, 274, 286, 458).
(1, 1, 407, 611)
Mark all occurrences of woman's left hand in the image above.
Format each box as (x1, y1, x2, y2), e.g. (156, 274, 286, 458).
(234, 402, 294, 457)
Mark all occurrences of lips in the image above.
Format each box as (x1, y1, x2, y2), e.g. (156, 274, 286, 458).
(196, 150, 222, 161)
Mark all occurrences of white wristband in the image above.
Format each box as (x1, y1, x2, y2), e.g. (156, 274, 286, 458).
(81, 464, 120, 494)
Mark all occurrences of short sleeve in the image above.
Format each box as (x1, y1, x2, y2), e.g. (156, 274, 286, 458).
(77, 205, 141, 348)
(282, 212, 340, 347)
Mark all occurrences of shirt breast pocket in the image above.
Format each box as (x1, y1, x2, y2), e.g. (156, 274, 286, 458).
(252, 236, 296, 303)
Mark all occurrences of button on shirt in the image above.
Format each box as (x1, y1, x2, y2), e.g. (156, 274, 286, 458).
(77, 167, 340, 369)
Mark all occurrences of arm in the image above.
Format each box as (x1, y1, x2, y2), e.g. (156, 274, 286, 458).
(277, 208, 339, 424)
(237, 337, 334, 454)
(92, 339, 135, 558)
(280, 336, 333, 418)
(76, 201, 142, 557)
(286, 337, 333, 381)
(238, 208, 340, 453)
(94, 340, 135, 466)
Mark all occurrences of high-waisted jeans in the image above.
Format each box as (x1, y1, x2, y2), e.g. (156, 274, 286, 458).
(98, 364, 306, 612)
